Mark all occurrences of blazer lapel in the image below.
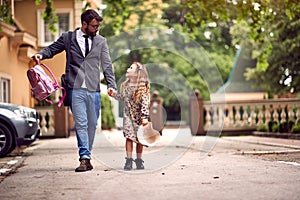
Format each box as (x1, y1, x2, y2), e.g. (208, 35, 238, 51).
(90, 35, 102, 53)
(72, 28, 84, 57)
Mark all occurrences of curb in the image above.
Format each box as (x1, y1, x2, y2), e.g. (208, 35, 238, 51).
(0, 155, 26, 183)
(253, 131, 300, 140)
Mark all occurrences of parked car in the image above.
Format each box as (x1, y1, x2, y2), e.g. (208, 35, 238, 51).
(0, 103, 40, 157)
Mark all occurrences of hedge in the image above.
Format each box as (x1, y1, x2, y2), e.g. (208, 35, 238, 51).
(101, 94, 115, 130)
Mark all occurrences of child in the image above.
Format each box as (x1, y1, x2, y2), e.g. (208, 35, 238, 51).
(112, 62, 150, 170)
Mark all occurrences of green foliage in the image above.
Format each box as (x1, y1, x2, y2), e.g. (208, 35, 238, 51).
(257, 124, 268, 132)
(208, 52, 234, 83)
(101, 94, 115, 130)
(100, 0, 128, 37)
(279, 122, 289, 133)
(34, 95, 55, 107)
(101, 0, 235, 120)
(0, 0, 13, 25)
(183, 0, 300, 95)
(291, 124, 300, 133)
(33, 0, 299, 96)
(101, 0, 167, 36)
(235, 0, 300, 95)
(35, 0, 58, 34)
(272, 123, 279, 133)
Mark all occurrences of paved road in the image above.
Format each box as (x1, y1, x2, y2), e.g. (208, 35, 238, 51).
(0, 128, 300, 200)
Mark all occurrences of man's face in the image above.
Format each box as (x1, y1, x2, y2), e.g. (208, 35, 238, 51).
(83, 19, 100, 36)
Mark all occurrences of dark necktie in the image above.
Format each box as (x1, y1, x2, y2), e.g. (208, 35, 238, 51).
(83, 35, 89, 57)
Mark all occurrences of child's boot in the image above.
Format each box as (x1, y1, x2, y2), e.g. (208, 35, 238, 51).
(135, 158, 145, 170)
(124, 157, 133, 170)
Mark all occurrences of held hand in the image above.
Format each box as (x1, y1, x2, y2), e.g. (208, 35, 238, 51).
(142, 119, 149, 126)
(107, 88, 116, 97)
(32, 54, 43, 62)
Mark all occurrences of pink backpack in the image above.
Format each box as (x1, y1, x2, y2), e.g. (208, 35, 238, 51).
(27, 60, 66, 107)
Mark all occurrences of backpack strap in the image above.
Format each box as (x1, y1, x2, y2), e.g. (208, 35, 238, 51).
(65, 31, 72, 75)
(36, 60, 59, 85)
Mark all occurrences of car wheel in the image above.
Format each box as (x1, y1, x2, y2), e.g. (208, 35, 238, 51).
(0, 123, 13, 158)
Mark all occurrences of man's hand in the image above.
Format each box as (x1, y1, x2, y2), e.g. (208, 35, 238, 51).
(32, 54, 43, 62)
(107, 88, 116, 97)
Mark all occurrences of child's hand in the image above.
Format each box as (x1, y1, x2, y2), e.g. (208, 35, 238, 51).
(142, 119, 149, 126)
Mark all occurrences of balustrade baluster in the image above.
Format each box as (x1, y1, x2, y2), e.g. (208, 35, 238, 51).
(48, 112, 55, 135)
(39, 112, 48, 135)
(242, 107, 248, 126)
(35, 107, 55, 137)
(273, 109, 279, 123)
(204, 107, 210, 129)
(213, 106, 219, 127)
(218, 105, 225, 127)
(265, 109, 271, 125)
(257, 109, 264, 125)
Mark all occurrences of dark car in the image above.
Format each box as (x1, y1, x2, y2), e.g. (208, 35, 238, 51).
(0, 103, 40, 157)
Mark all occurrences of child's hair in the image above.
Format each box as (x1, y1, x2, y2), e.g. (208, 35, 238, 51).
(121, 62, 150, 104)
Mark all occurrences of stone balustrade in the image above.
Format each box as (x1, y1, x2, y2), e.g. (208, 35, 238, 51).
(36, 98, 300, 137)
(35, 106, 71, 137)
(36, 106, 55, 137)
(201, 98, 300, 134)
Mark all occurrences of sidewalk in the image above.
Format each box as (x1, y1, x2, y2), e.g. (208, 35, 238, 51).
(1, 128, 300, 200)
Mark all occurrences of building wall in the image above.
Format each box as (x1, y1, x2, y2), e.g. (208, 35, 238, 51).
(14, 0, 75, 37)
(0, 0, 76, 107)
(0, 26, 32, 107)
(14, 0, 75, 84)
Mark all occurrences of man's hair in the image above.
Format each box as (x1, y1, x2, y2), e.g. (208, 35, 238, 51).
(81, 9, 103, 24)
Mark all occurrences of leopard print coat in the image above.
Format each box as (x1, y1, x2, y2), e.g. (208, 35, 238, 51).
(114, 85, 150, 143)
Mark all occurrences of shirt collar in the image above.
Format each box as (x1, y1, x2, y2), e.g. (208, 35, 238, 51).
(78, 29, 87, 38)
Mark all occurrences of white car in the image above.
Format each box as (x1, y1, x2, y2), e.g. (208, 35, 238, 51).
(0, 103, 40, 157)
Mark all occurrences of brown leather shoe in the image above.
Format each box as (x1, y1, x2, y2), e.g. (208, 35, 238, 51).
(86, 159, 93, 170)
(75, 159, 93, 172)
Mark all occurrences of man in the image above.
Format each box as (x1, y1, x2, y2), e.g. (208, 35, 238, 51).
(33, 9, 116, 172)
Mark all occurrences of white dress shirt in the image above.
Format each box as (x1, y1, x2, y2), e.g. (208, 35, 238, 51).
(76, 29, 92, 57)
(76, 29, 92, 88)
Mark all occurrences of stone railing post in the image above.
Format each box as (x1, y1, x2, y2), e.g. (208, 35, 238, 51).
(150, 90, 164, 134)
(54, 106, 70, 138)
(189, 90, 205, 135)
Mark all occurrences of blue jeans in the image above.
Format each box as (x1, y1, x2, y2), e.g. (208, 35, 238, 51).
(69, 89, 100, 160)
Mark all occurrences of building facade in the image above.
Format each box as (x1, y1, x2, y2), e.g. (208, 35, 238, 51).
(0, 0, 102, 108)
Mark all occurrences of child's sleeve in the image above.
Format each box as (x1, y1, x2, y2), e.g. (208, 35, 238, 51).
(140, 93, 150, 119)
(113, 92, 124, 101)
(112, 88, 125, 101)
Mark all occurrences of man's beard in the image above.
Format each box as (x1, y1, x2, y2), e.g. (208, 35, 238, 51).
(85, 28, 97, 37)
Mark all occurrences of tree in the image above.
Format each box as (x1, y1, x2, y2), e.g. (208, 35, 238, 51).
(183, 0, 300, 96)
(264, 1, 300, 95)
(35, 0, 58, 33)
(230, 0, 300, 95)
(100, 0, 233, 121)
(176, 0, 235, 86)
(0, 0, 14, 25)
